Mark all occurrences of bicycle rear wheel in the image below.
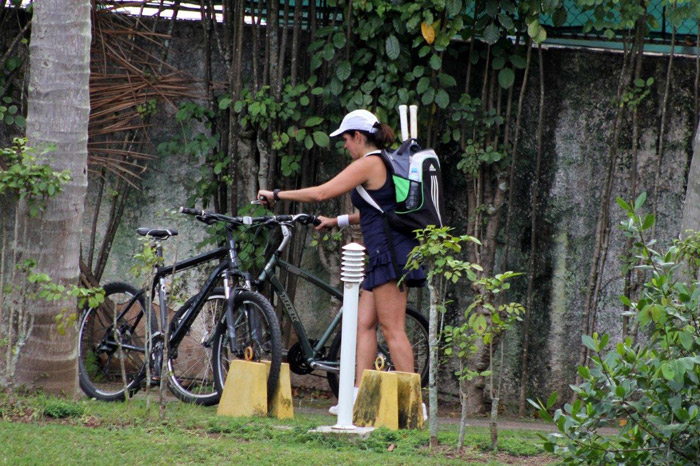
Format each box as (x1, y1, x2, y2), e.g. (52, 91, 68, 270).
(167, 288, 223, 406)
(212, 290, 282, 404)
(78, 282, 153, 401)
(326, 306, 429, 398)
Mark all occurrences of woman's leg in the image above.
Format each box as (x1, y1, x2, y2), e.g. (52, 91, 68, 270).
(354, 290, 378, 387)
(372, 281, 414, 373)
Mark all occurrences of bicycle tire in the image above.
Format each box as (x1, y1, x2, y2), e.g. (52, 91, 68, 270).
(212, 289, 282, 404)
(326, 306, 429, 398)
(78, 282, 154, 401)
(167, 289, 224, 406)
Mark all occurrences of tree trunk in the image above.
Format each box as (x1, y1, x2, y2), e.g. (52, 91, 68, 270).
(13, 0, 91, 395)
(680, 121, 700, 236)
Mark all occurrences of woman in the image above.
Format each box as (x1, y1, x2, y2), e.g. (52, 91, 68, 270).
(258, 109, 426, 414)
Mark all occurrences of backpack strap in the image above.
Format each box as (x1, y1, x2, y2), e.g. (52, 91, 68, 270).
(355, 149, 386, 214)
(355, 185, 383, 213)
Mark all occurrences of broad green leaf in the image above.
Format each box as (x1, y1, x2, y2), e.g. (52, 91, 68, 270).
(435, 89, 450, 109)
(498, 68, 515, 89)
(661, 362, 674, 380)
(429, 53, 442, 70)
(446, 0, 461, 17)
(330, 77, 343, 96)
(323, 43, 335, 61)
(386, 35, 400, 60)
(333, 32, 346, 49)
(336, 60, 351, 82)
(304, 116, 323, 127)
(421, 87, 435, 105)
(634, 192, 647, 210)
(417, 76, 431, 94)
(483, 23, 500, 45)
(310, 53, 322, 70)
(510, 55, 527, 69)
(498, 13, 514, 30)
(616, 196, 632, 212)
(312, 131, 330, 148)
(582, 334, 596, 351)
(492, 56, 506, 70)
(437, 73, 457, 88)
(641, 214, 655, 230)
(527, 20, 540, 40)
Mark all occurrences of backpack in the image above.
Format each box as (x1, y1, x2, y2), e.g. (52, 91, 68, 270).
(357, 138, 446, 238)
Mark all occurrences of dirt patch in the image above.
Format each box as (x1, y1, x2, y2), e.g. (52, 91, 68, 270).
(423, 445, 559, 465)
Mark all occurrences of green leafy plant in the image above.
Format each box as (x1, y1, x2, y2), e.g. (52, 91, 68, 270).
(405, 225, 523, 449)
(0, 138, 70, 216)
(41, 398, 84, 419)
(530, 193, 700, 464)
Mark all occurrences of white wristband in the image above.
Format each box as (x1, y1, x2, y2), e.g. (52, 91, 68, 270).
(337, 214, 350, 228)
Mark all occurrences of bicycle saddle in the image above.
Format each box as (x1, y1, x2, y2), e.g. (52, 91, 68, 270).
(136, 228, 178, 239)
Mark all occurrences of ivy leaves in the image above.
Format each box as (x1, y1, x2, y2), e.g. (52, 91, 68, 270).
(386, 35, 400, 60)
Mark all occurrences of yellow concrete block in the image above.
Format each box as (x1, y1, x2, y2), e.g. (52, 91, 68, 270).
(396, 371, 423, 430)
(353, 370, 399, 430)
(217, 360, 268, 418)
(263, 361, 294, 419)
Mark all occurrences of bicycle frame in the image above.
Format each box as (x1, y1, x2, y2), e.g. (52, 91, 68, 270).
(113, 227, 250, 360)
(255, 223, 344, 372)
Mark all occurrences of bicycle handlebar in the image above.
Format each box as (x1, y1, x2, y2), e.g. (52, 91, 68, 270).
(179, 207, 321, 227)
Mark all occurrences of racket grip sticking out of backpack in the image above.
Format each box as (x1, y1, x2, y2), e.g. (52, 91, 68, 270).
(409, 105, 418, 139)
(399, 104, 409, 142)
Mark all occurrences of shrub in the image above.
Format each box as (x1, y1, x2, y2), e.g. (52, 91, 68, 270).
(530, 194, 700, 464)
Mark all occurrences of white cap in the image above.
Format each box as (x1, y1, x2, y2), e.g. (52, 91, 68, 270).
(329, 109, 379, 137)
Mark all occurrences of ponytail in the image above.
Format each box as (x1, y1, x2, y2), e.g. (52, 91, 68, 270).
(362, 122, 395, 149)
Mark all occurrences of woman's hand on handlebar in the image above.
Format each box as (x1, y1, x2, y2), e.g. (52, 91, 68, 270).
(314, 215, 336, 231)
(257, 190, 274, 206)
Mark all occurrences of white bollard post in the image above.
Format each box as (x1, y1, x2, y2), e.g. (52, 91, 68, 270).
(332, 242, 365, 431)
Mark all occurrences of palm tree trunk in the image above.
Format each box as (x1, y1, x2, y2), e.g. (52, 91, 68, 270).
(13, 0, 91, 395)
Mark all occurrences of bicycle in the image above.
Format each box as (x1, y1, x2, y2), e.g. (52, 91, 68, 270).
(239, 212, 430, 397)
(77, 208, 283, 406)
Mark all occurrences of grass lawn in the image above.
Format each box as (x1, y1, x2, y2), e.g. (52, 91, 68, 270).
(0, 393, 559, 465)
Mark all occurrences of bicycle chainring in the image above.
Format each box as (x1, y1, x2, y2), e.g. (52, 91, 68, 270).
(287, 341, 316, 375)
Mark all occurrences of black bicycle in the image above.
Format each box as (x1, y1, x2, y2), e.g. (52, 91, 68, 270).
(245, 213, 430, 397)
(77, 208, 282, 405)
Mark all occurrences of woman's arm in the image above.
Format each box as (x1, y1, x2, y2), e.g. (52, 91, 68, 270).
(315, 212, 361, 230)
(258, 156, 384, 204)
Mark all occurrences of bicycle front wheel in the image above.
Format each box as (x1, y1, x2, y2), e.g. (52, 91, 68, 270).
(78, 282, 153, 401)
(212, 290, 282, 404)
(326, 306, 429, 397)
(167, 288, 224, 406)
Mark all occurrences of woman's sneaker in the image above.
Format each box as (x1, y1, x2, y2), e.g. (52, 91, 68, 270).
(329, 387, 359, 415)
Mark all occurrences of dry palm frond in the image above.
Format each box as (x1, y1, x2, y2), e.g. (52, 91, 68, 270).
(89, 5, 204, 184)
